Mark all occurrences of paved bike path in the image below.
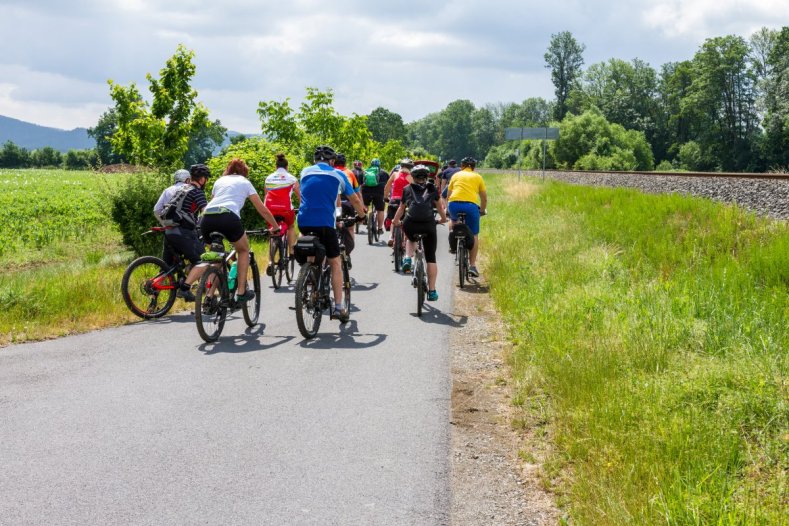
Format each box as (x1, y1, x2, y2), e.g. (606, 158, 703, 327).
(0, 226, 463, 525)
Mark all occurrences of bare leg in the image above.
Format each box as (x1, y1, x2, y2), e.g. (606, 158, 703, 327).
(233, 234, 251, 295)
(329, 256, 343, 305)
(427, 262, 438, 290)
(287, 225, 296, 256)
(470, 235, 479, 267)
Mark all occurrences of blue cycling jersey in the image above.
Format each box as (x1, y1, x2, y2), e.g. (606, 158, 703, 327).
(297, 162, 355, 228)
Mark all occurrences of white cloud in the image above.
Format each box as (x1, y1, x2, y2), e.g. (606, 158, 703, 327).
(643, 0, 789, 39)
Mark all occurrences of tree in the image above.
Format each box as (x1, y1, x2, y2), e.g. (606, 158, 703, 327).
(545, 31, 586, 120)
(88, 108, 125, 166)
(367, 107, 407, 143)
(0, 141, 31, 168)
(183, 118, 226, 166)
(656, 61, 696, 163)
(30, 147, 63, 167)
(63, 149, 98, 170)
(108, 44, 213, 170)
(434, 99, 476, 161)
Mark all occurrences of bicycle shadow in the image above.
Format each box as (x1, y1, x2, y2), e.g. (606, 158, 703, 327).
(457, 280, 490, 294)
(298, 319, 387, 349)
(350, 280, 379, 292)
(198, 324, 297, 355)
(410, 305, 468, 328)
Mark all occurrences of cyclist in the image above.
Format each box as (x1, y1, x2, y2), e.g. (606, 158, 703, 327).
(200, 158, 278, 303)
(335, 153, 362, 255)
(264, 153, 300, 275)
(447, 156, 487, 278)
(383, 158, 414, 246)
(152, 166, 209, 301)
(392, 164, 447, 301)
(361, 158, 388, 237)
(298, 145, 366, 321)
(438, 159, 460, 208)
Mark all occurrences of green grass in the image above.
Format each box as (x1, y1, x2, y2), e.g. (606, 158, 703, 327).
(482, 175, 788, 524)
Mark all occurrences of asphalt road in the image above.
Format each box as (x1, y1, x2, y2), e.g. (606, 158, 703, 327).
(0, 225, 464, 525)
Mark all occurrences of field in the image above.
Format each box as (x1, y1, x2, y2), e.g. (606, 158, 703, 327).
(0, 169, 266, 345)
(483, 175, 788, 524)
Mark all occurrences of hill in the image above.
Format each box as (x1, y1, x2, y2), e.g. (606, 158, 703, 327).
(0, 115, 94, 152)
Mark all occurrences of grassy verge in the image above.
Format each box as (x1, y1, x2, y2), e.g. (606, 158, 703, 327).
(482, 175, 788, 524)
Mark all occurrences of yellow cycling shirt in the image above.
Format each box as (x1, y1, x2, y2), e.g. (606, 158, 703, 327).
(447, 168, 486, 203)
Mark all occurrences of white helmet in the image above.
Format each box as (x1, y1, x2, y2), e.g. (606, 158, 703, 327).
(173, 169, 190, 183)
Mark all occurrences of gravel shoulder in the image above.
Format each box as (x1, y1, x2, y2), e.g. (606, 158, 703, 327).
(449, 274, 559, 525)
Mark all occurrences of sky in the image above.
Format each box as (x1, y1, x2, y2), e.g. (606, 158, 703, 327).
(0, 0, 786, 134)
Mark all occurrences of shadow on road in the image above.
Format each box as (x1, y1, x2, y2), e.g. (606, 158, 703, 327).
(458, 281, 489, 294)
(298, 320, 387, 349)
(198, 324, 297, 355)
(411, 305, 468, 327)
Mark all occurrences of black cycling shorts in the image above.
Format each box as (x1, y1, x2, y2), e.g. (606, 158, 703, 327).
(403, 220, 438, 264)
(362, 187, 385, 212)
(163, 228, 205, 266)
(200, 212, 245, 243)
(299, 226, 341, 259)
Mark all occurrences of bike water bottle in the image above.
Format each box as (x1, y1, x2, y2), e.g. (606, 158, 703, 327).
(228, 261, 238, 291)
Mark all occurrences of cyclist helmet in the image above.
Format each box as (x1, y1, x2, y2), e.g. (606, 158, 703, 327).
(314, 145, 337, 162)
(335, 152, 347, 166)
(371, 158, 381, 167)
(448, 159, 457, 166)
(173, 169, 190, 183)
(411, 164, 430, 181)
(353, 160, 363, 169)
(189, 163, 210, 180)
(400, 158, 414, 169)
(461, 156, 477, 167)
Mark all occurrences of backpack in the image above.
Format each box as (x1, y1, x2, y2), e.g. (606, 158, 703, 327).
(405, 184, 436, 222)
(157, 185, 196, 228)
(364, 167, 379, 186)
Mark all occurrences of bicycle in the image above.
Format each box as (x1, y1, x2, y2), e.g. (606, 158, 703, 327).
(294, 217, 357, 339)
(121, 227, 189, 319)
(367, 205, 379, 245)
(392, 222, 405, 273)
(411, 233, 429, 316)
(267, 218, 295, 289)
(194, 229, 267, 343)
(454, 212, 471, 289)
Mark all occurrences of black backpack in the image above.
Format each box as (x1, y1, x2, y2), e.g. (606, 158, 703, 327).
(158, 185, 196, 228)
(405, 184, 436, 222)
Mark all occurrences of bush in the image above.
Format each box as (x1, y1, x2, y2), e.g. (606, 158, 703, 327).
(110, 172, 168, 256)
(655, 160, 673, 171)
(678, 141, 704, 171)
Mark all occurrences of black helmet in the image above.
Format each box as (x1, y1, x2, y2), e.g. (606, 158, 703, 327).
(411, 164, 430, 180)
(448, 159, 457, 166)
(400, 158, 414, 169)
(189, 163, 211, 180)
(461, 156, 477, 167)
(335, 152, 347, 166)
(314, 145, 337, 162)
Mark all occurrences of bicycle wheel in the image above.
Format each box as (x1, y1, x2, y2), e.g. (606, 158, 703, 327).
(341, 257, 351, 323)
(416, 255, 425, 317)
(295, 264, 322, 339)
(458, 240, 467, 289)
(367, 209, 375, 245)
(393, 227, 403, 272)
(241, 255, 261, 326)
(269, 237, 283, 289)
(285, 249, 295, 283)
(121, 256, 177, 319)
(195, 267, 227, 342)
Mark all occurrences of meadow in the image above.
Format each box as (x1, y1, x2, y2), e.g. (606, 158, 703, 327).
(483, 175, 788, 524)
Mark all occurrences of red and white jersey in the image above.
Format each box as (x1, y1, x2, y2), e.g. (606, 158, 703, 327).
(264, 168, 298, 210)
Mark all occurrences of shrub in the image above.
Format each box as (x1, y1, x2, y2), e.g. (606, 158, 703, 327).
(655, 159, 674, 171)
(110, 172, 168, 256)
(678, 141, 704, 171)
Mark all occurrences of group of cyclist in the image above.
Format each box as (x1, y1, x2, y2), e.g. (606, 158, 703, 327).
(153, 144, 487, 325)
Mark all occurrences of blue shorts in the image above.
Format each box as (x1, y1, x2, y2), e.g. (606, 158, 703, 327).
(448, 201, 481, 235)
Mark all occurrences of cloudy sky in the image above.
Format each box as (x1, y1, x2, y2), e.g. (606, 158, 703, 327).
(0, 0, 786, 133)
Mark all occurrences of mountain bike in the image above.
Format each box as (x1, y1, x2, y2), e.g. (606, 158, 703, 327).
(194, 229, 266, 342)
(121, 227, 189, 319)
(294, 217, 357, 339)
(267, 218, 295, 289)
(411, 233, 429, 316)
(392, 223, 405, 273)
(367, 206, 379, 245)
(454, 212, 471, 289)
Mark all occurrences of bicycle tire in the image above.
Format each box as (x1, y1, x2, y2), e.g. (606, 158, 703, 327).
(242, 255, 261, 326)
(269, 237, 283, 289)
(295, 264, 322, 339)
(458, 240, 466, 289)
(285, 250, 295, 283)
(416, 255, 425, 316)
(372, 212, 380, 242)
(367, 209, 374, 245)
(341, 256, 351, 324)
(121, 256, 177, 319)
(393, 227, 403, 273)
(195, 266, 227, 342)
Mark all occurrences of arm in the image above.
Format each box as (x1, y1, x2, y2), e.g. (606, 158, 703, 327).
(479, 190, 487, 214)
(435, 196, 447, 223)
(249, 193, 277, 228)
(294, 181, 301, 205)
(383, 173, 396, 201)
(348, 191, 366, 218)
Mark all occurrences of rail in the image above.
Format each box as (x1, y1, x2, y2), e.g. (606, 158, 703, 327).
(483, 168, 789, 181)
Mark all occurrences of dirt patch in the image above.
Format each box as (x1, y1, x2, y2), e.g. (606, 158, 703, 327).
(450, 275, 559, 525)
(504, 181, 540, 201)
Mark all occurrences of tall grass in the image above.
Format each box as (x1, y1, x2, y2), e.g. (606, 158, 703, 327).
(483, 175, 788, 524)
